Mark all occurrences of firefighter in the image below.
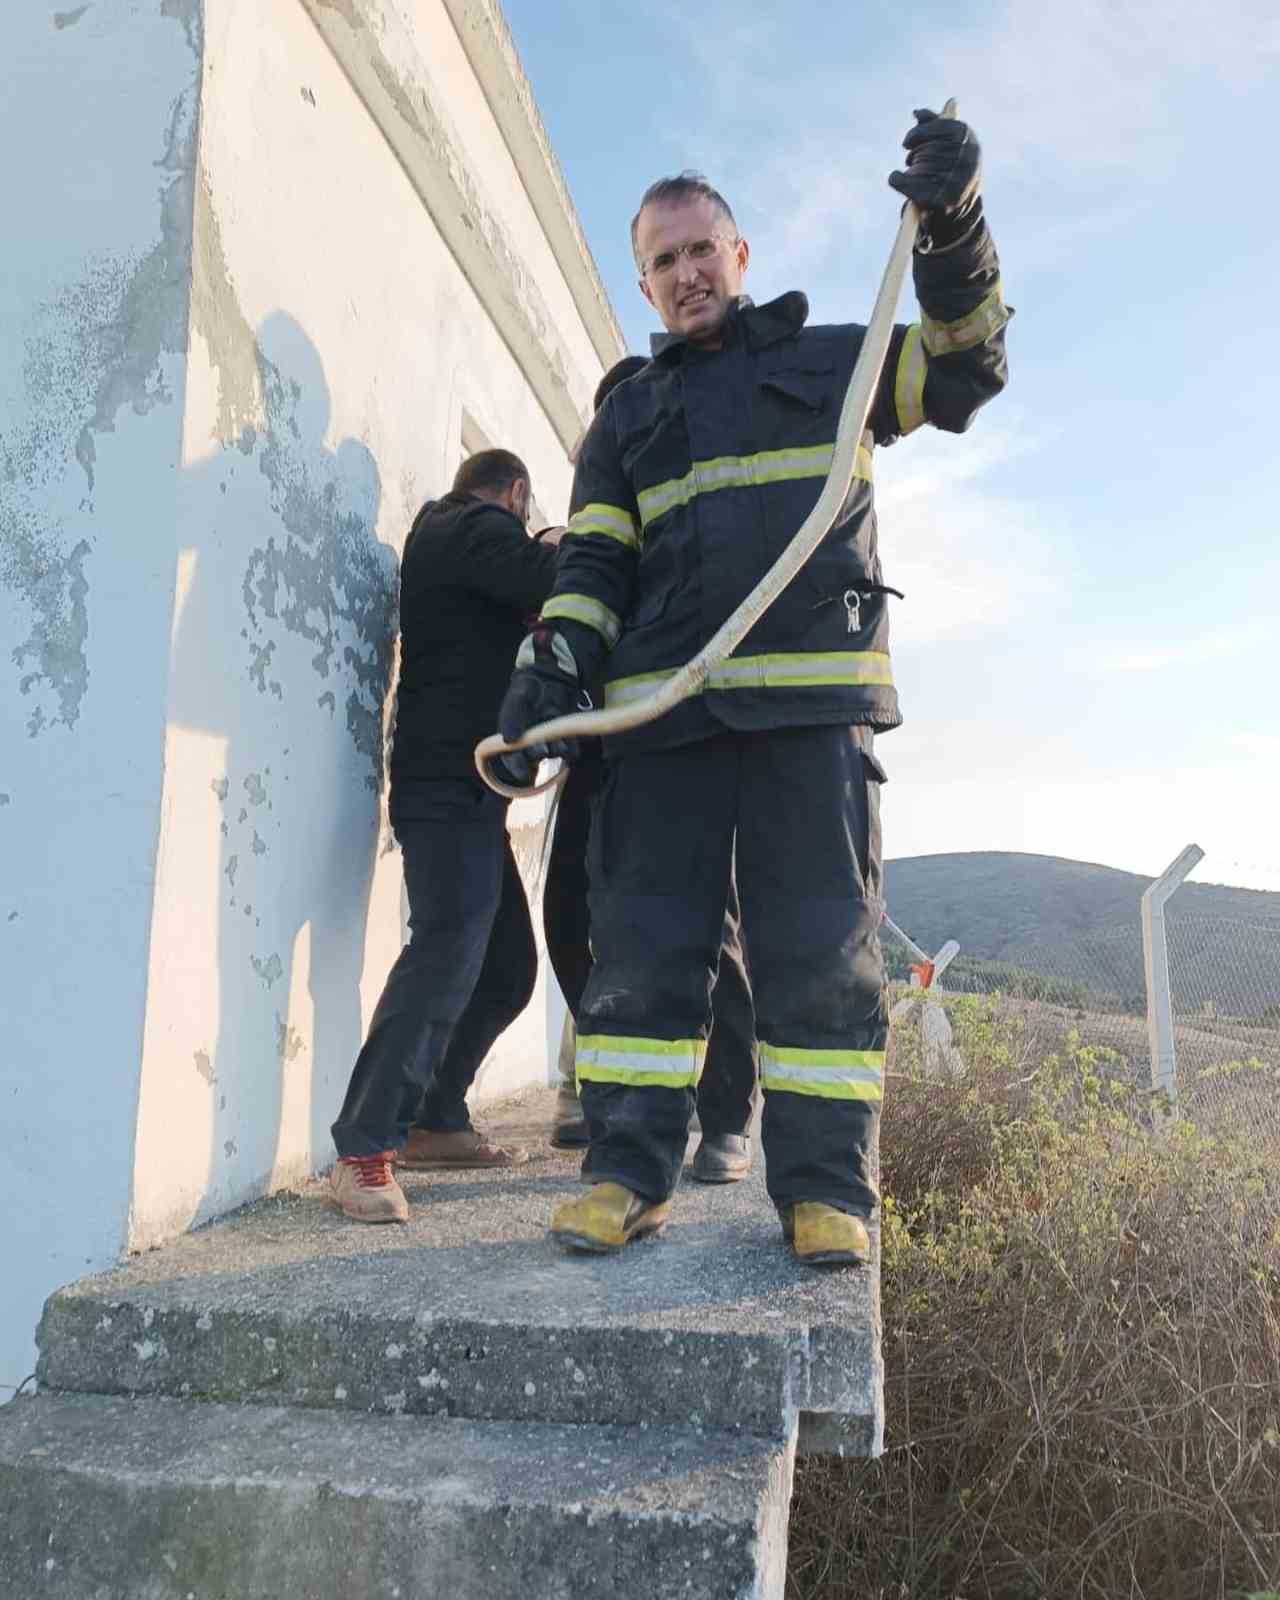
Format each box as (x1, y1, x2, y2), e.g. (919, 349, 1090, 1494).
(497, 110, 1009, 1264)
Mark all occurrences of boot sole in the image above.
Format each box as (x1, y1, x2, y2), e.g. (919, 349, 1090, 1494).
(793, 1247, 869, 1267)
(552, 1215, 668, 1255)
(689, 1164, 750, 1184)
(333, 1203, 409, 1225)
(550, 1128, 590, 1150)
(396, 1154, 528, 1171)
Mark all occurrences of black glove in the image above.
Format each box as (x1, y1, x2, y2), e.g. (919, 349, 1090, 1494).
(494, 625, 583, 788)
(888, 109, 981, 245)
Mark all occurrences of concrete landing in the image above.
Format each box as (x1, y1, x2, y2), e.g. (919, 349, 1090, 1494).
(8, 1089, 882, 1598)
(0, 1392, 792, 1599)
(38, 1089, 882, 1452)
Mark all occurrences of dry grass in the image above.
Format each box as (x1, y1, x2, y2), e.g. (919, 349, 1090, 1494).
(789, 1000, 1280, 1600)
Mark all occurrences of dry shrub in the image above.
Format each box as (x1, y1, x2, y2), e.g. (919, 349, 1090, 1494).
(789, 1001, 1280, 1600)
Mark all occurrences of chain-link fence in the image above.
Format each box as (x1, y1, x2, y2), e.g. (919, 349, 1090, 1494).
(882, 853, 1280, 1148)
(1165, 909, 1280, 1144)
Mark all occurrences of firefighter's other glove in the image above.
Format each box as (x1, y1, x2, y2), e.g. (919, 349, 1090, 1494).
(494, 625, 583, 788)
(888, 109, 981, 246)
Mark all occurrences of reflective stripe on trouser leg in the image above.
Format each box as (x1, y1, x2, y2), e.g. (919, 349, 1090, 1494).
(576, 737, 740, 1204)
(734, 725, 888, 1216)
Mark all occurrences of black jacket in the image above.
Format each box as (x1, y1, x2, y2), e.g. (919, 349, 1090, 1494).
(544, 203, 1009, 754)
(389, 492, 558, 789)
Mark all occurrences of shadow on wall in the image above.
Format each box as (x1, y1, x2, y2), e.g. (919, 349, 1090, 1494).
(165, 310, 399, 1224)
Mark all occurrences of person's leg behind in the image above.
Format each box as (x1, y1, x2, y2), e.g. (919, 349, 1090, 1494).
(402, 831, 538, 1168)
(690, 869, 759, 1182)
(542, 759, 601, 1148)
(328, 780, 510, 1219)
(554, 737, 737, 1252)
(736, 725, 887, 1265)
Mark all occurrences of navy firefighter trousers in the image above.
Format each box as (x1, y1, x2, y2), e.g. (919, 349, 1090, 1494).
(576, 723, 888, 1217)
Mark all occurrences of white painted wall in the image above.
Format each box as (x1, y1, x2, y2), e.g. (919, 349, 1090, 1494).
(0, 1, 202, 1397)
(1, 0, 611, 1387)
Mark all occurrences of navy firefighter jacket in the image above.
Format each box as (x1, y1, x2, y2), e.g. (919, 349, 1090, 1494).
(543, 201, 1010, 756)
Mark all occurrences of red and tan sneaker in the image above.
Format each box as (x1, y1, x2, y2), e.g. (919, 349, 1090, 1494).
(396, 1128, 528, 1170)
(329, 1154, 409, 1223)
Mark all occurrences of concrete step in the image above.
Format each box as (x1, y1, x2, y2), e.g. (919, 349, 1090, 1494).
(38, 1091, 881, 1453)
(0, 1391, 792, 1600)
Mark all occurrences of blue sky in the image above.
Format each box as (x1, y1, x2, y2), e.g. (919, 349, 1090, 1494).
(502, 0, 1279, 888)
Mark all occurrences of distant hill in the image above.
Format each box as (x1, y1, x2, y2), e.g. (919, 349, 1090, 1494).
(882, 852, 1280, 1021)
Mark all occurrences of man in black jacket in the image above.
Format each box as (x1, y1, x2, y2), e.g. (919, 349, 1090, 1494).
(329, 449, 559, 1222)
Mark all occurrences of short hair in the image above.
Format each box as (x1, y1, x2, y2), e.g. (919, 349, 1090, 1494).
(630, 171, 737, 262)
(452, 448, 529, 499)
(593, 356, 649, 413)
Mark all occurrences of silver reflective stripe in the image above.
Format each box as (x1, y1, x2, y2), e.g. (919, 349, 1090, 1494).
(543, 594, 622, 646)
(921, 283, 1009, 357)
(567, 502, 641, 549)
(636, 438, 872, 529)
(761, 1061, 883, 1090)
(603, 650, 894, 708)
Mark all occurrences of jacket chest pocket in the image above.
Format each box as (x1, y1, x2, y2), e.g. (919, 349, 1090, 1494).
(756, 361, 836, 448)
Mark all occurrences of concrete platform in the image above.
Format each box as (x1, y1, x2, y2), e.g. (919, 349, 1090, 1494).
(0, 1391, 792, 1599)
(38, 1090, 882, 1451)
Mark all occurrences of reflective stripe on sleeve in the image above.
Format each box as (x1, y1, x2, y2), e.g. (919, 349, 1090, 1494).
(636, 436, 873, 530)
(567, 502, 641, 549)
(894, 324, 927, 436)
(759, 1042, 885, 1102)
(543, 593, 622, 646)
(603, 650, 894, 709)
(576, 1034, 706, 1089)
(921, 282, 1010, 357)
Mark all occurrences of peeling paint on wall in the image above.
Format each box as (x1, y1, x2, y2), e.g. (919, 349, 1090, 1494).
(193, 1050, 215, 1085)
(251, 952, 283, 988)
(276, 1015, 306, 1063)
(53, 6, 92, 29)
(237, 317, 397, 791)
(0, 10, 202, 734)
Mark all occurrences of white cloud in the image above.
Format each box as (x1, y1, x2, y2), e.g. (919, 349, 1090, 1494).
(1100, 624, 1269, 674)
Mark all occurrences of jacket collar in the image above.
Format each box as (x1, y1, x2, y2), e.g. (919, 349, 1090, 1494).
(649, 291, 810, 362)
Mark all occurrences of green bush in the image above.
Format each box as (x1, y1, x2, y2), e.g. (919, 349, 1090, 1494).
(788, 1002, 1280, 1600)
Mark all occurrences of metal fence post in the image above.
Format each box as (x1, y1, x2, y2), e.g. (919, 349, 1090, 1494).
(1142, 843, 1205, 1102)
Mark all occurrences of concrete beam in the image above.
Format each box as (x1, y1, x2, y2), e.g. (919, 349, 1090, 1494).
(299, 0, 599, 452)
(440, 0, 627, 373)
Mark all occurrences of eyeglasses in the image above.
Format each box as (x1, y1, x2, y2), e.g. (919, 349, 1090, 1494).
(640, 232, 738, 279)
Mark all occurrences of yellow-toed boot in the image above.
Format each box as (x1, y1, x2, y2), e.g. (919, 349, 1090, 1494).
(782, 1203, 871, 1267)
(551, 1182, 671, 1254)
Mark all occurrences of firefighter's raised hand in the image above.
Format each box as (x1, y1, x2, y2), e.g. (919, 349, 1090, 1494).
(494, 625, 583, 787)
(888, 109, 981, 233)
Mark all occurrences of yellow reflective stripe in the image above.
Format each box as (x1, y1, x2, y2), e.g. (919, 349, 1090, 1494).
(567, 502, 640, 549)
(759, 1043, 885, 1102)
(636, 440, 872, 530)
(709, 651, 894, 691)
(894, 324, 927, 436)
(603, 668, 678, 709)
(542, 593, 622, 646)
(576, 1033, 705, 1089)
(603, 650, 893, 708)
(921, 282, 1009, 357)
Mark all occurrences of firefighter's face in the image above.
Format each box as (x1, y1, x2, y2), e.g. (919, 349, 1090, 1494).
(635, 197, 749, 348)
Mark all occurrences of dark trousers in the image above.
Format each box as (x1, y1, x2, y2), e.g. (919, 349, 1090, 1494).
(577, 726, 887, 1215)
(331, 779, 537, 1157)
(544, 756, 758, 1137)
